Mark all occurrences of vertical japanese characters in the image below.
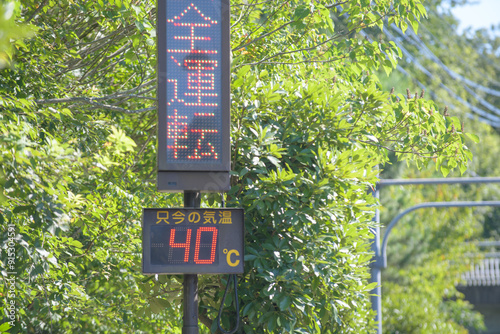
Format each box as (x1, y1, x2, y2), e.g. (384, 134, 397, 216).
(166, 3, 222, 162)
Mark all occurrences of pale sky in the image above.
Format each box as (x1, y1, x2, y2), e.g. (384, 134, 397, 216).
(450, 0, 500, 33)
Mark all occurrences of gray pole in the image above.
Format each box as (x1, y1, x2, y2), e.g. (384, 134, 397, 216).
(370, 188, 382, 334)
(371, 176, 500, 334)
(183, 191, 201, 334)
(380, 201, 500, 268)
(379, 177, 500, 187)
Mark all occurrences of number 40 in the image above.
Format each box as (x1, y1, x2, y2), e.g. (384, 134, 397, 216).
(169, 227, 218, 264)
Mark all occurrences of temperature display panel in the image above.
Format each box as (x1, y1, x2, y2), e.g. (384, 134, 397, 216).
(142, 208, 244, 274)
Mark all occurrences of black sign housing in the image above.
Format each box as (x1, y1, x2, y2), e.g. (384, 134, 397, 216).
(142, 208, 244, 274)
(156, 0, 231, 192)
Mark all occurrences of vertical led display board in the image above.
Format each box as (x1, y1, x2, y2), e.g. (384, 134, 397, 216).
(142, 208, 244, 274)
(157, 0, 230, 192)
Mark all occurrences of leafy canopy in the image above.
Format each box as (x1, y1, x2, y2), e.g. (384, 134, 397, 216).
(0, 0, 473, 333)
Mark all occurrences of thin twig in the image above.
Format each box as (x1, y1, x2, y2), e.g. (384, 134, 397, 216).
(232, 20, 295, 52)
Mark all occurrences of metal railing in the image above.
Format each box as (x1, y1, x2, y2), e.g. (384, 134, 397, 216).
(462, 241, 500, 286)
(463, 258, 500, 286)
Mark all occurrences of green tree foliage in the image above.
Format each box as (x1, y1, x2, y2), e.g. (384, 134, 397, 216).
(366, 0, 500, 332)
(0, 0, 35, 68)
(1, 0, 473, 333)
(380, 182, 489, 333)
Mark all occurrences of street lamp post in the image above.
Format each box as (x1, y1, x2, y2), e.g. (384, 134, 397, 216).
(371, 177, 500, 334)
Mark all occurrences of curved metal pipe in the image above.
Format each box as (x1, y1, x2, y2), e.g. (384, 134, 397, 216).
(378, 177, 500, 188)
(381, 201, 500, 268)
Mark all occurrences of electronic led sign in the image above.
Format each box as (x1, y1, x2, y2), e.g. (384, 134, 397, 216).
(142, 208, 244, 274)
(157, 0, 230, 192)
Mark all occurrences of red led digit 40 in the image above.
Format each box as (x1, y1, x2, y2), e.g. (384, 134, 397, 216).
(169, 228, 192, 262)
(194, 227, 217, 264)
(166, 226, 218, 265)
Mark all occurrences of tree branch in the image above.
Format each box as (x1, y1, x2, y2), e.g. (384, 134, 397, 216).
(26, 0, 49, 22)
(35, 79, 156, 105)
(86, 101, 156, 114)
(199, 313, 214, 332)
(325, 1, 350, 9)
(234, 33, 344, 68)
(232, 20, 295, 52)
(35, 96, 156, 114)
(232, 0, 293, 51)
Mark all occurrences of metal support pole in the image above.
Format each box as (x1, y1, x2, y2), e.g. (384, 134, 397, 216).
(183, 274, 199, 334)
(380, 201, 500, 269)
(379, 177, 500, 187)
(183, 191, 201, 334)
(371, 176, 500, 334)
(370, 188, 382, 334)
